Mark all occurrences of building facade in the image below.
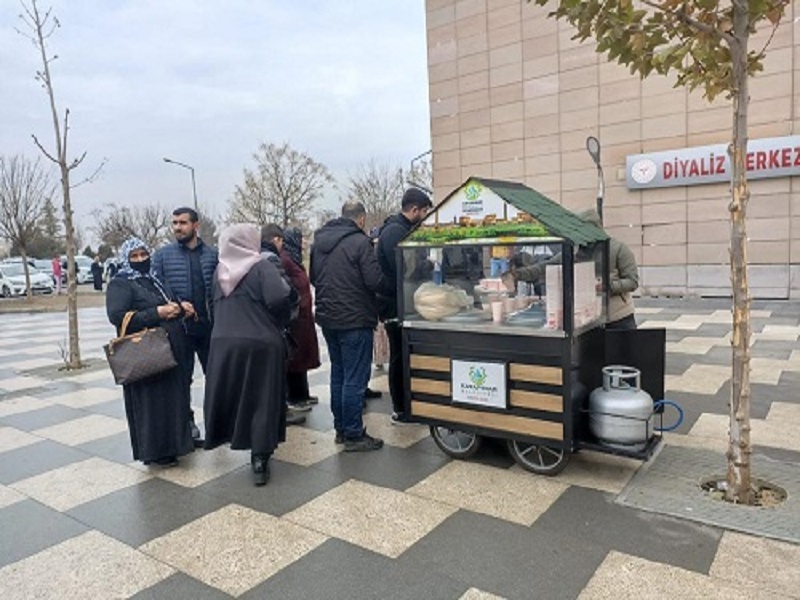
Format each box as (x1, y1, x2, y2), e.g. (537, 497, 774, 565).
(425, 0, 800, 298)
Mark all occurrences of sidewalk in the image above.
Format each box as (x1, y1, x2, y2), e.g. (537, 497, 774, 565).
(0, 300, 798, 599)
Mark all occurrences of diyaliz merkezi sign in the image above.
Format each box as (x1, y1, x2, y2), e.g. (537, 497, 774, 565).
(626, 135, 800, 189)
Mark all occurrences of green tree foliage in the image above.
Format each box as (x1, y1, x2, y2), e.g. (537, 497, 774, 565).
(528, 0, 789, 504)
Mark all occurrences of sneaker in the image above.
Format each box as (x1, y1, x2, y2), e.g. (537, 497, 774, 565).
(364, 388, 382, 400)
(190, 422, 204, 447)
(334, 431, 344, 444)
(391, 411, 412, 425)
(344, 432, 384, 452)
(153, 456, 179, 467)
(304, 396, 319, 405)
(288, 400, 313, 412)
(286, 410, 306, 426)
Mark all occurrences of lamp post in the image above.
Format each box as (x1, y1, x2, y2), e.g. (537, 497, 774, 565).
(162, 157, 198, 211)
(585, 136, 604, 224)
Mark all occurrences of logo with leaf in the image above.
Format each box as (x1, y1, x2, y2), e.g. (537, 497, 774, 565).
(464, 182, 482, 201)
(469, 366, 487, 387)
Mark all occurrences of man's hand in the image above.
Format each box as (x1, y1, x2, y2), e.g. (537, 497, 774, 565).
(157, 302, 182, 320)
(180, 301, 196, 318)
(501, 269, 516, 292)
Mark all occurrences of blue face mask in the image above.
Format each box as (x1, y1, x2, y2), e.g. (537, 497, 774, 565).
(130, 258, 151, 274)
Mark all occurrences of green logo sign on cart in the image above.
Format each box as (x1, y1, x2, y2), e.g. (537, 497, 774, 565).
(452, 359, 507, 409)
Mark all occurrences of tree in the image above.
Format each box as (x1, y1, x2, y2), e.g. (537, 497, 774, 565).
(18, 0, 105, 369)
(25, 196, 65, 258)
(529, 0, 790, 504)
(81, 245, 94, 259)
(0, 155, 54, 301)
(196, 207, 220, 247)
(92, 203, 171, 252)
(229, 142, 334, 227)
(346, 160, 405, 231)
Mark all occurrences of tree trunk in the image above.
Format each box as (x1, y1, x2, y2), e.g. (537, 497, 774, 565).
(31, 0, 82, 369)
(726, 1, 752, 504)
(21, 248, 33, 302)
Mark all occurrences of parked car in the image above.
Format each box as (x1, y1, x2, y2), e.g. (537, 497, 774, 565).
(0, 263, 55, 297)
(32, 259, 63, 286)
(103, 257, 120, 282)
(59, 255, 93, 284)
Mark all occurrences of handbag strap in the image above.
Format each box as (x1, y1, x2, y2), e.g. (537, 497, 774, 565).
(120, 311, 136, 337)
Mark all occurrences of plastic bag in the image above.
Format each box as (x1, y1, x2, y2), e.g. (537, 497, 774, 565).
(413, 282, 473, 321)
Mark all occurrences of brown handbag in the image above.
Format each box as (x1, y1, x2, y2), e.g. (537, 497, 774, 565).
(104, 311, 178, 385)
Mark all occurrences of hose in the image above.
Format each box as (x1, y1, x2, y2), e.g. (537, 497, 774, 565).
(652, 399, 684, 432)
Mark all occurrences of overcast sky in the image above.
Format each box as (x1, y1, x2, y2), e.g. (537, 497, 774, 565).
(0, 1, 431, 243)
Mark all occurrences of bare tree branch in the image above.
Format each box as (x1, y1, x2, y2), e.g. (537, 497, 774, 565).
(31, 134, 58, 163)
(70, 157, 107, 189)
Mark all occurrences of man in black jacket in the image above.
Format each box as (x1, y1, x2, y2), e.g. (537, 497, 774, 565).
(310, 202, 384, 452)
(376, 188, 432, 423)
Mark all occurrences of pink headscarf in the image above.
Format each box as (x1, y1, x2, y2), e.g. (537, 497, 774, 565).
(216, 223, 263, 297)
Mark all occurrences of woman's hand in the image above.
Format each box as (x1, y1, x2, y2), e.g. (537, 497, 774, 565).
(180, 301, 196, 319)
(157, 302, 182, 320)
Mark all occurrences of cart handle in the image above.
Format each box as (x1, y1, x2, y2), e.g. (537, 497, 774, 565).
(652, 400, 684, 432)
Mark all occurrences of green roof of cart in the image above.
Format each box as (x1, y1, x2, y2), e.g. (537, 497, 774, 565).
(399, 177, 608, 247)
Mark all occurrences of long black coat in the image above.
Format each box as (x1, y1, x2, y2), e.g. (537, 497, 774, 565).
(203, 259, 292, 456)
(106, 276, 193, 463)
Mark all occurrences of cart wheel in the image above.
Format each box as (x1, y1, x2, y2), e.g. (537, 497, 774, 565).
(429, 425, 482, 459)
(506, 439, 569, 476)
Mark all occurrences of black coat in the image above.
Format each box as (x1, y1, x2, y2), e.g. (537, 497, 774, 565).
(376, 213, 413, 320)
(105, 276, 193, 463)
(309, 217, 383, 330)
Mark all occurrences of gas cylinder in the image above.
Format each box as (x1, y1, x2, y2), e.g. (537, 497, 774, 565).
(588, 366, 653, 451)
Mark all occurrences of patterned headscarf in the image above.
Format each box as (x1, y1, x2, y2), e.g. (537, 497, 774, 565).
(217, 224, 263, 297)
(117, 237, 155, 280)
(283, 227, 303, 266)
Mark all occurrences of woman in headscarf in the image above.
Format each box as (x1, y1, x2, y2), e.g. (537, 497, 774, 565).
(105, 237, 195, 467)
(280, 227, 321, 407)
(203, 224, 293, 486)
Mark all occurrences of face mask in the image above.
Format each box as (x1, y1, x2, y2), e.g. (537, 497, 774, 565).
(130, 258, 151, 274)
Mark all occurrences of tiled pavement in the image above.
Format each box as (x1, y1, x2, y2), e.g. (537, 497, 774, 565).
(0, 301, 799, 599)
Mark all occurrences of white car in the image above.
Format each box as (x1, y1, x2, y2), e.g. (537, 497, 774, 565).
(0, 263, 55, 297)
(75, 256, 93, 284)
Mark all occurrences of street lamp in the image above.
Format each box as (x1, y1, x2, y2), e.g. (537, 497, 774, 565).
(162, 157, 198, 211)
(585, 136, 604, 224)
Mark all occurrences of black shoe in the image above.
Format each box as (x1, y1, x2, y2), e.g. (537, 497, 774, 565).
(252, 455, 270, 486)
(364, 388, 382, 399)
(153, 456, 179, 467)
(391, 411, 412, 425)
(344, 432, 384, 452)
(304, 396, 319, 405)
(288, 400, 312, 412)
(334, 431, 344, 444)
(286, 410, 306, 426)
(190, 422, 203, 447)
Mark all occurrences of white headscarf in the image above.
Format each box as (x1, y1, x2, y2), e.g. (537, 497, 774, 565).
(216, 224, 263, 297)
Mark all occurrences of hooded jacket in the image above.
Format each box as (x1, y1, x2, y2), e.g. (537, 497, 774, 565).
(309, 217, 384, 330)
(376, 213, 414, 320)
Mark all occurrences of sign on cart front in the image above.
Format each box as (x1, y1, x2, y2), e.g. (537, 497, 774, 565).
(452, 360, 507, 409)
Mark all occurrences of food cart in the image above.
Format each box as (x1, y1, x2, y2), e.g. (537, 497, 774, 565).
(397, 177, 665, 475)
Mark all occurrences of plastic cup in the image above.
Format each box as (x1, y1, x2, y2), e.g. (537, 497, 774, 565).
(491, 301, 503, 323)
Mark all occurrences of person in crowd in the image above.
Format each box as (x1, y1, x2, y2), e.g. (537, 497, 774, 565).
(506, 208, 639, 330)
(51, 255, 62, 294)
(376, 188, 432, 423)
(106, 237, 195, 467)
(203, 224, 294, 486)
(280, 227, 321, 408)
(91, 256, 103, 292)
(153, 207, 218, 445)
(310, 201, 384, 451)
(259, 224, 305, 425)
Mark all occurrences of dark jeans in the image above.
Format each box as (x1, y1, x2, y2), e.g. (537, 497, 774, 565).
(607, 314, 637, 330)
(385, 321, 405, 414)
(181, 332, 210, 421)
(322, 327, 373, 440)
(287, 371, 310, 402)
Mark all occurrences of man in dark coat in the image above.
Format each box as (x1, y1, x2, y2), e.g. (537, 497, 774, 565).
(310, 201, 384, 452)
(153, 207, 218, 445)
(376, 188, 432, 423)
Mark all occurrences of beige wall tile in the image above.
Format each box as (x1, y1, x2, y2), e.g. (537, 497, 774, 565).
(523, 74, 560, 100)
(430, 78, 459, 100)
(428, 4, 456, 30)
(492, 158, 525, 179)
(490, 81, 523, 105)
(459, 88, 491, 112)
(688, 242, 729, 263)
(687, 197, 728, 223)
(491, 120, 524, 143)
(560, 189, 598, 211)
(688, 106, 732, 133)
(428, 0, 455, 11)
(559, 44, 598, 71)
(600, 99, 641, 126)
(523, 54, 560, 78)
(606, 224, 642, 247)
(458, 52, 489, 76)
(600, 121, 641, 146)
(749, 240, 790, 263)
(432, 132, 461, 153)
(461, 144, 492, 164)
(600, 78, 640, 104)
(605, 205, 642, 227)
(431, 114, 460, 135)
(490, 101, 523, 124)
(455, 0, 486, 21)
(642, 113, 686, 140)
(688, 220, 729, 244)
(428, 23, 456, 47)
(641, 135, 690, 154)
(524, 133, 560, 157)
(457, 32, 488, 57)
(642, 91, 686, 118)
(524, 94, 559, 118)
(492, 139, 524, 161)
(490, 62, 523, 87)
(643, 222, 687, 245)
(524, 113, 560, 136)
(642, 201, 686, 225)
(560, 107, 598, 133)
(430, 96, 458, 118)
(459, 69, 489, 93)
(522, 34, 558, 61)
(487, 3, 520, 30)
(750, 96, 793, 126)
(560, 88, 599, 112)
(489, 42, 522, 68)
(599, 61, 635, 85)
(429, 39, 457, 65)
(749, 71, 793, 102)
(748, 217, 791, 241)
(643, 244, 687, 266)
(524, 152, 560, 175)
(461, 162, 493, 179)
(460, 126, 491, 148)
(561, 167, 599, 191)
(560, 65, 598, 92)
(436, 148, 461, 169)
(560, 127, 601, 151)
(488, 23, 522, 48)
(749, 192, 789, 218)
